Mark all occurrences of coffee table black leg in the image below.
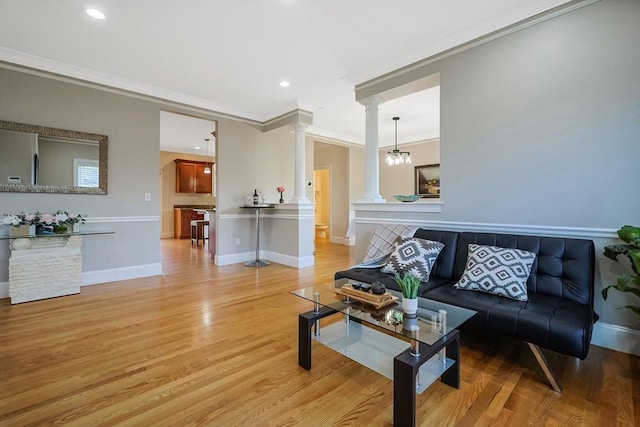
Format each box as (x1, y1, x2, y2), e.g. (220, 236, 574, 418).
(393, 330, 461, 426)
(394, 354, 418, 427)
(440, 333, 460, 388)
(298, 307, 336, 370)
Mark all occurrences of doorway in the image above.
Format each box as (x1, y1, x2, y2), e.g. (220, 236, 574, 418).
(313, 167, 331, 241)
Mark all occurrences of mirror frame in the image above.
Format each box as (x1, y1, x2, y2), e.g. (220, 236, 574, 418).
(0, 120, 108, 194)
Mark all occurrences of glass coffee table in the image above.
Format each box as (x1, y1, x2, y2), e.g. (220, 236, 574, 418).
(290, 278, 476, 427)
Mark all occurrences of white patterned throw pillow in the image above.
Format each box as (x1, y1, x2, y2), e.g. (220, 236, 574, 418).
(361, 224, 417, 266)
(380, 237, 444, 282)
(455, 244, 536, 301)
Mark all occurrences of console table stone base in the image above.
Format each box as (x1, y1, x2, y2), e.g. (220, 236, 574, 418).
(9, 235, 82, 304)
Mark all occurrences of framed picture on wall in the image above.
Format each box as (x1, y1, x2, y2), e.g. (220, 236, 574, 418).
(415, 164, 440, 198)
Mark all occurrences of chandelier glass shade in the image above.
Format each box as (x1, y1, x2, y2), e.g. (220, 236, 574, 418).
(203, 138, 211, 174)
(386, 116, 411, 166)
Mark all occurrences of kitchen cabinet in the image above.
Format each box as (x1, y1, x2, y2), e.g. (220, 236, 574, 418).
(174, 159, 213, 193)
(174, 208, 204, 239)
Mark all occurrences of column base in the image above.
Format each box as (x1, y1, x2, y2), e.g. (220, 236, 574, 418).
(244, 259, 270, 267)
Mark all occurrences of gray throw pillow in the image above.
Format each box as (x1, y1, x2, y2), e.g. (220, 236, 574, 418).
(361, 224, 417, 265)
(381, 236, 444, 282)
(455, 244, 536, 301)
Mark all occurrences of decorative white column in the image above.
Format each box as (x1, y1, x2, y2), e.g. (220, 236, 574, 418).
(358, 95, 386, 203)
(292, 123, 310, 203)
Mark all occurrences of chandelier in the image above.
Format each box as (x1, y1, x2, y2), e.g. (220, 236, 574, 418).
(385, 116, 411, 166)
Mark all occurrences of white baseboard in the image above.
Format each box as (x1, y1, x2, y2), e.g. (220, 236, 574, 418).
(264, 251, 314, 268)
(215, 250, 314, 268)
(81, 263, 162, 285)
(591, 322, 640, 356)
(329, 235, 355, 246)
(0, 263, 162, 300)
(214, 251, 255, 266)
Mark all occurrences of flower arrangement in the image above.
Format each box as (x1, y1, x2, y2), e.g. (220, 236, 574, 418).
(2, 210, 86, 229)
(277, 186, 285, 203)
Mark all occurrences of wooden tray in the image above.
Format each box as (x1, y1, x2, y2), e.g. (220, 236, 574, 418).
(335, 285, 398, 309)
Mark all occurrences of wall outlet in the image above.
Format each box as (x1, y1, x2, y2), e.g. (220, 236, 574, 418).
(235, 238, 241, 245)
(144, 192, 151, 201)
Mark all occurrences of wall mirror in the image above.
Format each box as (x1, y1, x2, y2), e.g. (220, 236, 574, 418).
(0, 120, 108, 194)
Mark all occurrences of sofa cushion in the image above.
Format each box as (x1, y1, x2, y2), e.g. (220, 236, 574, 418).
(455, 244, 536, 301)
(426, 283, 595, 359)
(380, 236, 444, 282)
(361, 224, 416, 265)
(412, 229, 459, 281)
(455, 232, 596, 306)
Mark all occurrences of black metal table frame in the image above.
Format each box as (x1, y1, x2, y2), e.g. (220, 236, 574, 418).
(298, 307, 460, 427)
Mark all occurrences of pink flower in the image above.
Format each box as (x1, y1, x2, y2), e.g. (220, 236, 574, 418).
(40, 213, 57, 225)
(277, 186, 285, 193)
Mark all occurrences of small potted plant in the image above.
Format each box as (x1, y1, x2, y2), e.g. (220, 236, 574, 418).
(393, 272, 421, 314)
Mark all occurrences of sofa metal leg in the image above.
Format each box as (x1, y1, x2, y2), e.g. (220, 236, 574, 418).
(527, 342, 562, 393)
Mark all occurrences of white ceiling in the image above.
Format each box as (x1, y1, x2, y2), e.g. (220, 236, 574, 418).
(0, 0, 571, 152)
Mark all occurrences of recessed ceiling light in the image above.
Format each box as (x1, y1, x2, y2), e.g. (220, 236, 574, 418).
(280, 81, 290, 88)
(194, 146, 201, 150)
(86, 9, 105, 20)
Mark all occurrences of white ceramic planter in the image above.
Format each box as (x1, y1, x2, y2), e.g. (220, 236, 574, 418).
(402, 297, 418, 315)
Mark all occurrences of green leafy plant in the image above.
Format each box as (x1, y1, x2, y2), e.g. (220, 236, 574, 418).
(392, 273, 421, 299)
(602, 225, 640, 317)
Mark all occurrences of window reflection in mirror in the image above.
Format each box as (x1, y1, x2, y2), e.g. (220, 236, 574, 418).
(0, 121, 107, 194)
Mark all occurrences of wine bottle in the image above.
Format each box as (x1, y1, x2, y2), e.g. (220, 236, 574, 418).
(253, 189, 258, 205)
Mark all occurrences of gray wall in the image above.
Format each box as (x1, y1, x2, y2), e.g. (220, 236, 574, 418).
(356, 0, 640, 329)
(0, 69, 164, 280)
(0, 129, 34, 185)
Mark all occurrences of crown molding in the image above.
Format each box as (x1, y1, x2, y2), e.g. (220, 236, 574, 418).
(0, 48, 264, 125)
(354, 0, 600, 100)
(306, 126, 364, 146)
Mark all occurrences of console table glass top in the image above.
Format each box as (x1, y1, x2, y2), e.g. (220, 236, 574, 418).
(0, 230, 114, 240)
(291, 278, 476, 347)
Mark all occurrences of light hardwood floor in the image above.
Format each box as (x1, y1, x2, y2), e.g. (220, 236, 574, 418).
(1, 239, 638, 426)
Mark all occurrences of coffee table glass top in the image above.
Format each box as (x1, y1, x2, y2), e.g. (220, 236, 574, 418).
(291, 278, 476, 346)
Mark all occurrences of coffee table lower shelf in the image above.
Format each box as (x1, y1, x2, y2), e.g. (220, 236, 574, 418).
(315, 321, 455, 394)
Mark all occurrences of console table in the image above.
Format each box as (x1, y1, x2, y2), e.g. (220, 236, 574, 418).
(291, 278, 476, 427)
(3, 231, 114, 304)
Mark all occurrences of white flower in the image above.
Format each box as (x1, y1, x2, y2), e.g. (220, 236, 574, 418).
(2, 215, 20, 226)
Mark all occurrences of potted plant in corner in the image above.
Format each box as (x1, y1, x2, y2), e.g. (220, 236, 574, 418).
(393, 273, 421, 314)
(602, 225, 640, 317)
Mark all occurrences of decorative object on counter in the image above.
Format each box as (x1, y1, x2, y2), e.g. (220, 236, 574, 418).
(393, 272, 421, 314)
(2, 210, 86, 236)
(393, 194, 421, 203)
(253, 189, 259, 205)
(385, 116, 411, 166)
(277, 186, 285, 203)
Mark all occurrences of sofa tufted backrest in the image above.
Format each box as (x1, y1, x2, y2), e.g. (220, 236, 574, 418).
(454, 232, 595, 306)
(413, 229, 459, 282)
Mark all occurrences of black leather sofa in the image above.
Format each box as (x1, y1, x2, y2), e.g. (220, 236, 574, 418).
(334, 228, 597, 392)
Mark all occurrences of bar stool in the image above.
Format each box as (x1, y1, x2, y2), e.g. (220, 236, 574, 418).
(190, 220, 209, 247)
